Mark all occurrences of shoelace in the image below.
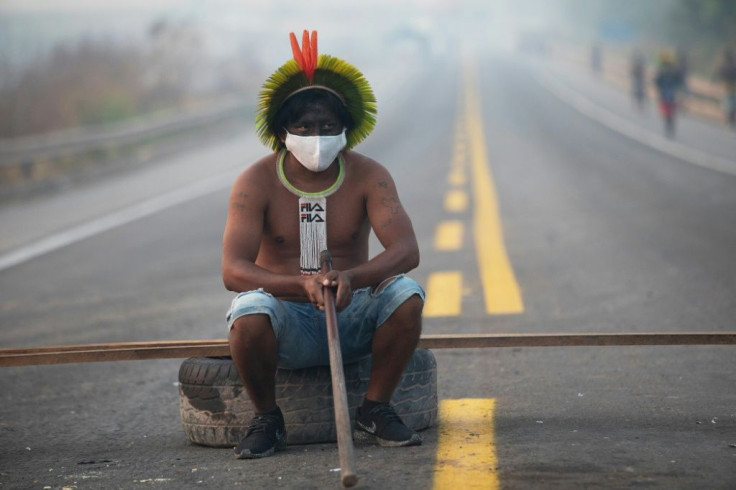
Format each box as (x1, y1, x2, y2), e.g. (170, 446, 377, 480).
(368, 404, 402, 426)
(246, 414, 281, 436)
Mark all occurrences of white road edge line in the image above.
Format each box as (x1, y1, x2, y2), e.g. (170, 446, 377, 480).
(535, 72, 736, 177)
(0, 171, 235, 272)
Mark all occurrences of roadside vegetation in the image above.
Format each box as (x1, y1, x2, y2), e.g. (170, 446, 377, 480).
(0, 20, 259, 139)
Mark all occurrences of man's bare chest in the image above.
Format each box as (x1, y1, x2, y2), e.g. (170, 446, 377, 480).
(263, 188, 369, 249)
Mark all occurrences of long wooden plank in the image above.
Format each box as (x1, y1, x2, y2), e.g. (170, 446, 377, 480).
(0, 344, 230, 367)
(419, 332, 736, 349)
(1, 333, 735, 367)
(0, 339, 226, 355)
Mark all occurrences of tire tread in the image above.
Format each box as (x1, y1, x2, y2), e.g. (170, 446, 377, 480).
(178, 349, 437, 447)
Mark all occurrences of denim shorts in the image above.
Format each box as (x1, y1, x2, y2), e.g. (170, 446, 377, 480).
(226, 274, 425, 369)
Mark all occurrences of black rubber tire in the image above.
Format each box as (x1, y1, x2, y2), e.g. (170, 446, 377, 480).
(178, 349, 437, 447)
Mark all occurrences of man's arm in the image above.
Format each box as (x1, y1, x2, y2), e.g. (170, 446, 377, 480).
(221, 164, 308, 297)
(344, 161, 419, 290)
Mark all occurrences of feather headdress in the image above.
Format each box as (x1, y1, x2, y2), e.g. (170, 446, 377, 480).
(256, 30, 377, 151)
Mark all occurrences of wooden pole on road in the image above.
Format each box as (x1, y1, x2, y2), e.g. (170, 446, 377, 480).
(1, 333, 734, 367)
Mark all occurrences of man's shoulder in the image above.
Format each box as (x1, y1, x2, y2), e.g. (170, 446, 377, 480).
(342, 150, 401, 197)
(252, 152, 281, 172)
(235, 152, 279, 184)
(343, 150, 389, 176)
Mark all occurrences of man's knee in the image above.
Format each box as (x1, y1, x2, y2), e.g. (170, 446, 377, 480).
(227, 289, 280, 331)
(382, 276, 424, 322)
(231, 313, 272, 331)
(395, 293, 423, 319)
(229, 314, 275, 348)
(385, 294, 423, 335)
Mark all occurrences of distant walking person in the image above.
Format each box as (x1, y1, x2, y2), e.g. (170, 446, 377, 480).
(716, 48, 736, 128)
(675, 47, 690, 112)
(675, 47, 690, 94)
(591, 43, 602, 75)
(654, 51, 684, 137)
(630, 49, 647, 110)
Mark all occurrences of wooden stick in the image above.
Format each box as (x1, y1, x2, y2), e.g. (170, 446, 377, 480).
(1, 332, 734, 367)
(320, 250, 358, 488)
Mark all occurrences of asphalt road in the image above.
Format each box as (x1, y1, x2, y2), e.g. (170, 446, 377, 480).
(1, 49, 735, 489)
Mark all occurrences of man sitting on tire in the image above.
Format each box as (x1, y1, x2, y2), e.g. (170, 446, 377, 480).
(221, 30, 425, 459)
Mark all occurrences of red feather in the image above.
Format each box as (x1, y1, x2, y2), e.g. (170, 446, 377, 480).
(302, 30, 312, 81)
(310, 31, 318, 72)
(301, 31, 308, 69)
(290, 32, 305, 71)
(289, 30, 318, 82)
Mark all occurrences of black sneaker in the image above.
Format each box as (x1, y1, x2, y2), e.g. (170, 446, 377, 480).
(353, 402, 422, 447)
(234, 407, 287, 459)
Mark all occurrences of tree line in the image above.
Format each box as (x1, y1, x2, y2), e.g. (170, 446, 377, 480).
(559, 0, 736, 71)
(0, 20, 257, 139)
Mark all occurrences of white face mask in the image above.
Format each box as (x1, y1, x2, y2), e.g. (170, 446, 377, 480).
(285, 130, 347, 172)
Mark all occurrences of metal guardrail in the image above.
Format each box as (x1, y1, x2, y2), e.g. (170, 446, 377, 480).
(0, 97, 251, 162)
(0, 96, 252, 188)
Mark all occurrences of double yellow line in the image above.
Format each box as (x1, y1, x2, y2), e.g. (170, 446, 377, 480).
(425, 57, 523, 316)
(464, 59, 523, 315)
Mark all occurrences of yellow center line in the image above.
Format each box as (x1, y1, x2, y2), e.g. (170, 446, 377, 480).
(424, 271, 463, 317)
(448, 170, 466, 187)
(434, 220, 464, 250)
(433, 399, 498, 489)
(444, 190, 468, 213)
(449, 120, 467, 186)
(463, 58, 524, 315)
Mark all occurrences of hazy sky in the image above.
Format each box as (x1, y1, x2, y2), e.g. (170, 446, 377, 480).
(0, 0, 571, 72)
